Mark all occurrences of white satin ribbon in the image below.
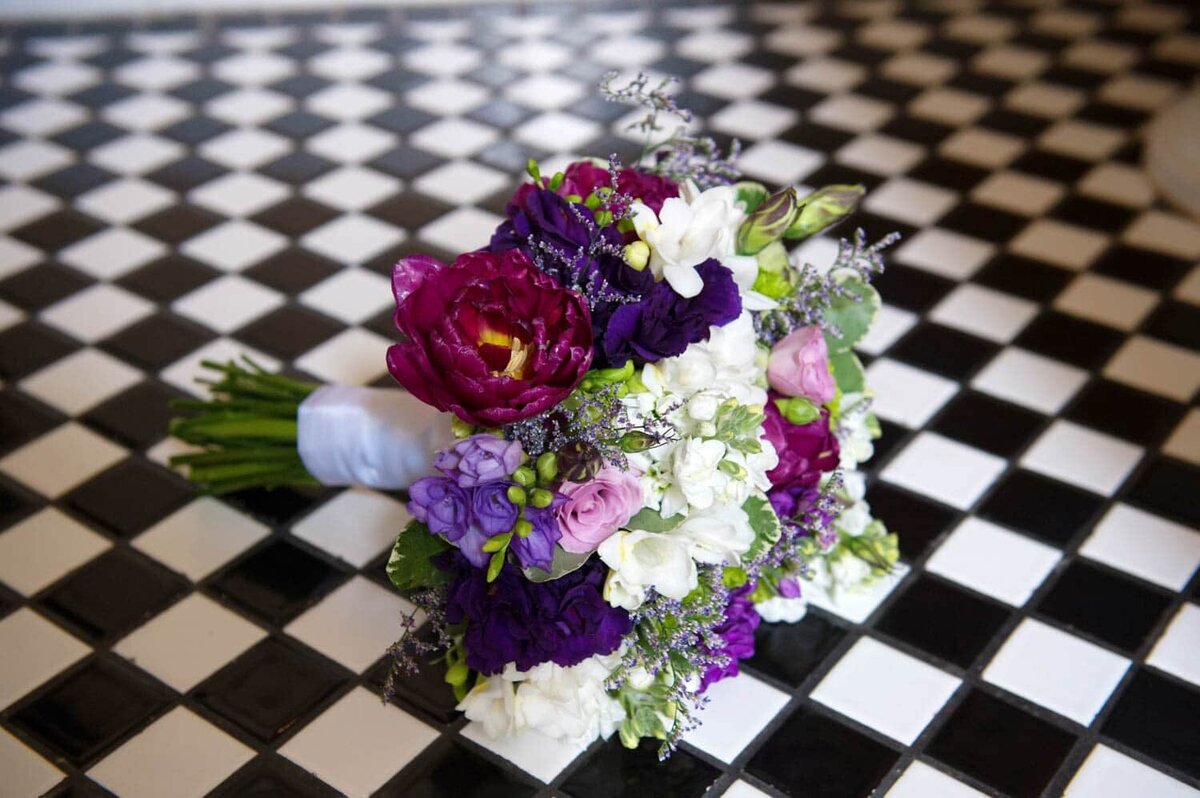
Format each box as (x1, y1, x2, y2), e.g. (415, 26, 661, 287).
(297, 386, 454, 490)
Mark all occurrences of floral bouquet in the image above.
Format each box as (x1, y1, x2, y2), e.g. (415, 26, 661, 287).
(170, 74, 899, 755)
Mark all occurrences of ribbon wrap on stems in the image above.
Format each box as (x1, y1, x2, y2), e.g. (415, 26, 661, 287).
(297, 386, 456, 490)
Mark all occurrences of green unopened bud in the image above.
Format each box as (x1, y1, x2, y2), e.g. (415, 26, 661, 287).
(733, 181, 769, 212)
(774, 396, 820, 425)
(450, 417, 474, 439)
(482, 531, 512, 553)
(717, 459, 748, 480)
(752, 268, 793, 300)
(785, 184, 865, 240)
(512, 466, 536, 488)
(487, 550, 505, 582)
(619, 430, 657, 453)
(584, 192, 601, 209)
(535, 452, 558, 484)
(506, 485, 527, 505)
(526, 158, 541, 183)
(548, 171, 564, 191)
(563, 193, 583, 203)
(530, 488, 554, 509)
(444, 659, 469, 687)
(514, 518, 533, 538)
(756, 240, 789, 274)
(595, 210, 613, 227)
(624, 240, 650, 271)
(737, 187, 798, 255)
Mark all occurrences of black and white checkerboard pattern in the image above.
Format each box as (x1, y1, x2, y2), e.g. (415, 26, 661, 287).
(0, 1, 1197, 796)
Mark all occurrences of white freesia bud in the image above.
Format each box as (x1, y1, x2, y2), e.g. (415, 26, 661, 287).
(598, 529, 698, 610)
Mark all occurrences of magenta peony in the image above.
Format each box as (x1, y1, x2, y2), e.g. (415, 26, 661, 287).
(763, 395, 841, 490)
(561, 160, 679, 215)
(554, 466, 643, 554)
(767, 326, 836, 404)
(387, 250, 593, 428)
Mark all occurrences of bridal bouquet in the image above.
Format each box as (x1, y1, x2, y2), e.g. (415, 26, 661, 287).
(171, 75, 898, 755)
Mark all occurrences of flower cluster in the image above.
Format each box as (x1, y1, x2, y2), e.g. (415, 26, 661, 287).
(383, 74, 900, 757)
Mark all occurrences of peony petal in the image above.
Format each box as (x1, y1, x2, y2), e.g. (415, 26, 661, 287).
(392, 254, 445, 310)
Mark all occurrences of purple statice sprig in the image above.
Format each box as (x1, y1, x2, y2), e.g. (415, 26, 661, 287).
(382, 584, 453, 692)
(523, 201, 640, 313)
(598, 70, 741, 189)
(755, 228, 900, 347)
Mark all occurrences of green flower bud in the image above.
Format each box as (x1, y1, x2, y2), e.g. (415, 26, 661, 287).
(756, 240, 789, 273)
(482, 531, 512, 553)
(785, 184, 865, 240)
(506, 485, 527, 505)
(618, 430, 658, 453)
(733, 181, 769, 212)
(774, 396, 820, 425)
(512, 466, 536, 488)
(717, 459, 748, 480)
(548, 171, 564, 191)
(526, 158, 541, 183)
(535, 452, 558, 484)
(624, 240, 650, 271)
(449, 417, 474, 439)
(514, 518, 533, 538)
(530, 488, 554, 509)
(752, 268, 793, 300)
(444, 658, 469, 687)
(737, 187, 798, 255)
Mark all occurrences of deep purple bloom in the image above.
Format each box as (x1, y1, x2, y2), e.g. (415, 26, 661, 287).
(440, 553, 631, 675)
(435, 435, 524, 488)
(699, 583, 761, 692)
(599, 259, 742, 367)
(471, 482, 519, 536)
(767, 483, 819, 520)
(407, 476, 471, 539)
(510, 499, 565, 572)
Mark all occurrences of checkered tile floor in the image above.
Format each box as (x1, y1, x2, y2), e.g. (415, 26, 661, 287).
(0, 2, 1197, 796)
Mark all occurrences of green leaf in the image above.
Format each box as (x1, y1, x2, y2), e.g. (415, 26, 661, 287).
(743, 494, 782, 561)
(523, 546, 594, 582)
(823, 277, 880, 354)
(386, 520, 449, 592)
(627, 507, 684, 533)
(830, 350, 865, 394)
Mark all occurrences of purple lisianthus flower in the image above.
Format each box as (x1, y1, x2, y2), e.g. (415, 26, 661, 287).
(599, 258, 742, 367)
(435, 435, 524, 488)
(777, 577, 802, 599)
(699, 583, 761, 692)
(768, 483, 819, 520)
(440, 552, 631, 675)
(763, 398, 840, 491)
(408, 476, 471, 540)
(510, 498, 565, 572)
(471, 481, 519, 536)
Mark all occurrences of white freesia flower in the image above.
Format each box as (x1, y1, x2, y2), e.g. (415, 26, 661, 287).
(755, 595, 808, 623)
(598, 528, 697, 610)
(631, 183, 748, 294)
(673, 505, 755, 565)
(643, 312, 766, 406)
(664, 437, 728, 514)
(836, 499, 871, 538)
(457, 653, 625, 748)
(836, 392, 875, 470)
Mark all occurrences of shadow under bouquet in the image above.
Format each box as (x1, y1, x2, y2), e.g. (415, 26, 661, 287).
(171, 74, 900, 757)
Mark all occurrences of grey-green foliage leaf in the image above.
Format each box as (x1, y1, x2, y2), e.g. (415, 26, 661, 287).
(823, 277, 880, 354)
(626, 507, 685, 533)
(523, 546, 594, 582)
(386, 520, 449, 591)
(743, 493, 782, 561)
(830, 350, 865, 394)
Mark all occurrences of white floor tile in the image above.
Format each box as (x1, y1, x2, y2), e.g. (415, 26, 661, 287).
(1009, 220, 1109, 271)
(929, 283, 1038, 343)
(513, 111, 601, 152)
(76, 178, 175, 225)
(133, 497, 270, 581)
(0, 185, 59, 232)
(115, 594, 265, 691)
(306, 83, 391, 122)
(970, 170, 1065, 216)
(307, 123, 396, 164)
(286, 576, 416, 673)
(303, 166, 399, 212)
(59, 226, 167, 280)
(1066, 745, 1200, 797)
(684, 673, 790, 762)
(291, 488, 410, 568)
(886, 761, 987, 797)
(693, 62, 776, 99)
(835, 133, 925, 177)
(40, 283, 155, 343)
(0, 97, 87, 137)
(909, 87, 991, 126)
(90, 133, 184, 175)
(1123, 210, 1200, 260)
(409, 78, 490, 116)
(984, 618, 1129, 725)
(181, 220, 288, 272)
(0, 508, 110, 596)
(160, 338, 279, 399)
(1038, 120, 1126, 161)
(419, 206, 504, 254)
(865, 358, 959, 428)
(1104, 335, 1200, 402)
(1054, 274, 1159, 332)
(856, 303, 917, 356)
(1163, 410, 1200, 466)
(1021, 421, 1143, 496)
(895, 228, 994, 280)
(806, 93, 892, 133)
(0, 140, 74, 182)
(88, 707, 255, 798)
(190, 172, 291, 218)
(172, 275, 284, 334)
(413, 160, 510, 206)
(280, 687, 438, 796)
(938, 127, 1026, 169)
(737, 140, 824, 185)
(1147, 603, 1200, 688)
(1080, 504, 1200, 591)
(206, 87, 294, 126)
(20, 347, 142, 416)
(0, 729, 63, 798)
(299, 267, 392, 324)
(0, 423, 126, 499)
(971, 347, 1088, 414)
(301, 214, 404, 265)
(926, 517, 1061, 606)
(881, 433, 1006, 510)
(412, 117, 500, 159)
(863, 177, 958, 227)
(0, 608, 89, 710)
(460, 724, 586, 784)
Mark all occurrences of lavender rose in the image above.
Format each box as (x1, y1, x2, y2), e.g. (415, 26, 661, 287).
(767, 326, 836, 404)
(435, 435, 524, 488)
(471, 481, 519, 536)
(555, 466, 643, 554)
(408, 476, 470, 539)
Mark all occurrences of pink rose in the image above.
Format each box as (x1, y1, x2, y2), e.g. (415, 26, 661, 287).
(554, 466, 643, 554)
(767, 326, 836, 404)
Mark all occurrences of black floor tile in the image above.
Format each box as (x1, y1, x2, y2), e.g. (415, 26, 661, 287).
(1143, 301, 1200, 351)
(369, 192, 455, 231)
(33, 164, 116, 201)
(748, 611, 847, 687)
(1124, 458, 1200, 528)
(193, 636, 349, 743)
(117, 254, 218, 304)
(365, 628, 460, 726)
(53, 120, 125, 152)
(876, 575, 1011, 669)
(145, 156, 228, 193)
(977, 469, 1103, 546)
(368, 145, 444, 180)
(64, 459, 192, 538)
(927, 688, 1077, 798)
(1015, 311, 1126, 371)
(244, 248, 341, 295)
(889, 324, 999, 381)
(0, 262, 93, 312)
(0, 474, 42, 529)
(83, 380, 183, 450)
(864, 483, 959, 560)
(1103, 669, 1200, 781)
(8, 656, 172, 767)
(880, 116, 955, 146)
(220, 485, 328, 527)
(931, 391, 1044, 458)
(209, 538, 347, 625)
(12, 208, 106, 251)
(0, 322, 79, 380)
(252, 197, 341, 238)
(369, 106, 438, 136)
(907, 156, 990, 192)
(973, 253, 1073, 303)
(210, 754, 344, 797)
(747, 705, 899, 798)
(134, 204, 224, 245)
(1010, 150, 1092, 183)
(266, 109, 336, 140)
(380, 739, 539, 798)
(39, 548, 189, 643)
(1036, 561, 1171, 655)
(870, 264, 955, 313)
(258, 151, 335, 185)
(1065, 380, 1186, 448)
(0, 389, 64, 454)
(939, 202, 1027, 244)
(236, 305, 344, 359)
(1050, 195, 1135, 233)
(161, 116, 232, 147)
(100, 312, 213, 371)
(562, 736, 721, 798)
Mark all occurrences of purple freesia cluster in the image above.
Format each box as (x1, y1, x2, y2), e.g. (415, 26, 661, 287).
(409, 435, 561, 571)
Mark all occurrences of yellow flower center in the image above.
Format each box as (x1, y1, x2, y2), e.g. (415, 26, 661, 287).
(478, 327, 533, 380)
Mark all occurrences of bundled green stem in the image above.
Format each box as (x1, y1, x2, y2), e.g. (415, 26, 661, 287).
(169, 358, 322, 494)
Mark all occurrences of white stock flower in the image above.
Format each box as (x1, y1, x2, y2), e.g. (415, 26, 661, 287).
(597, 528, 697, 610)
(755, 595, 808, 623)
(836, 393, 875, 470)
(673, 504, 755, 565)
(457, 665, 521, 739)
(663, 437, 728, 515)
(836, 499, 871, 538)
